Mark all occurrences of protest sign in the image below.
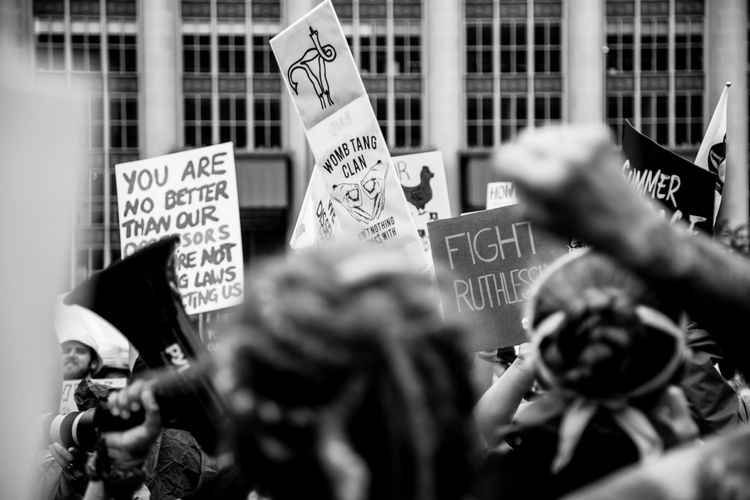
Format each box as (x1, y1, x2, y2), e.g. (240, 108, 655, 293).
(486, 182, 519, 209)
(622, 121, 716, 235)
(115, 143, 244, 314)
(271, 1, 427, 269)
(290, 167, 341, 250)
(394, 151, 452, 256)
(428, 205, 568, 351)
(59, 378, 127, 414)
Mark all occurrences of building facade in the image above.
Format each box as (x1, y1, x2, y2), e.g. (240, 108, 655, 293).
(6, 0, 749, 286)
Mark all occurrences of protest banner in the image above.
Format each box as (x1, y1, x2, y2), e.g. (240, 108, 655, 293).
(59, 378, 127, 414)
(290, 167, 341, 250)
(622, 121, 716, 235)
(394, 151, 452, 256)
(428, 205, 568, 351)
(115, 143, 244, 314)
(271, 1, 427, 269)
(486, 182, 519, 209)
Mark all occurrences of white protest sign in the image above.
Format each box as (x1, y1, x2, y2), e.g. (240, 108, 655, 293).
(271, 1, 427, 268)
(486, 182, 519, 209)
(394, 151, 452, 255)
(59, 378, 127, 414)
(290, 167, 341, 250)
(115, 143, 244, 314)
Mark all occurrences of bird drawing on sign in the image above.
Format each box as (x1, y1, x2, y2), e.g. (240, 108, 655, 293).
(401, 165, 434, 215)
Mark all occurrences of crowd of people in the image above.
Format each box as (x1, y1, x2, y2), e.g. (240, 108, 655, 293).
(36, 124, 750, 500)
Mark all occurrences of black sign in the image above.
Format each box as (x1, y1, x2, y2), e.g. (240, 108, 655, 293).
(622, 121, 716, 234)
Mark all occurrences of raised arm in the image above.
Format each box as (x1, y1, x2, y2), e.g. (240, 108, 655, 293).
(494, 125, 750, 378)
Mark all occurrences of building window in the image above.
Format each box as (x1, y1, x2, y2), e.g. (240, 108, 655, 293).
(370, 94, 388, 142)
(675, 17, 702, 71)
(184, 95, 213, 147)
(500, 94, 527, 141)
(110, 95, 138, 149)
(640, 18, 668, 72)
(183, 34, 211, 73)
(360, 28, 387, 74)
(394, 95, 421, 148)
(252, 34, 278, 74)
(675, 93, 703, 146)
(394, 22, 421, 74)
(219, 95, 247, 148)
(218, 34, 246, 73)
(606, 20, 634, 73)
(467, 94, 494, 147)
(534, 93, 562, 127)
(253, 96, 281, 148)
(499, 20, 527, 74)
(35, 29, 66, 71)
(71, 32, 101, 71)
(108, 33, 137, 72)
(466, 21, 493, 74)
(606, 92, 634, 142)
(640, 92, 668, 144)
(534, 21, 561, 73)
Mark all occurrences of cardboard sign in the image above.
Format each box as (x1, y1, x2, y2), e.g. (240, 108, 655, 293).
(115, 143, 244, 314)
(271, 1, 427, 269)
(622, 121, 716, 235)
(394, 151, 452, 256)
(59, 378, 127, 414)
(486, 182, 519, 209)
(428, 206, 568, 351)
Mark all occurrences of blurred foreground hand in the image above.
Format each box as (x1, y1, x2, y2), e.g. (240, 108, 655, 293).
(494, 125, 659, 256)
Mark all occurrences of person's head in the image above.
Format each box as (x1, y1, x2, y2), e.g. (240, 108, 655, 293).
(60, 338, 101, 380)
(214, 245, 477, 500)
(527, 251, 685, 404)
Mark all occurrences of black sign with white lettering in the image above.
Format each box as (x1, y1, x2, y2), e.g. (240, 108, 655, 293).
(622, 121, 716, 235)
(428, 206, 568, 351)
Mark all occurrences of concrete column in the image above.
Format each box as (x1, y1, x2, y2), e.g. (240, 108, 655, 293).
(0, 0, 32, 79)
(284, 0, 317, 219)
(425, 0, 462, 215)
(708, 0, 748, 226)
(565, 0, 605, 123)
(139, 0, 180, 156)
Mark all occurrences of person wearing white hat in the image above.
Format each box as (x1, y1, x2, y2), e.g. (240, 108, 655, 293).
(59, 333, 102, 380)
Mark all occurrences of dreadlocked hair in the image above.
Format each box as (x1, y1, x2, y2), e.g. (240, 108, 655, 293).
(531, 252, 684, 402)
(221, 245, 478, 500)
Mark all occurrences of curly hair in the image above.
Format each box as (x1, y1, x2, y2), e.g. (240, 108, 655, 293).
(216, 245, 478, 500)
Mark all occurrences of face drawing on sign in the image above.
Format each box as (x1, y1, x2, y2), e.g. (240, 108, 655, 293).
(287, 26, 337, 110)
(332, 160, 388, 224)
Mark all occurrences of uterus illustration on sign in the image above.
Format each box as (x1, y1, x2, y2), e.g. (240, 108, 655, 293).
(332, 160, 388, 224)
(287, 26, 338, 110)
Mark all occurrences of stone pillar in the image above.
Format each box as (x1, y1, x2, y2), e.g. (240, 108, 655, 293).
(139, 0, 180, 156)
(708, 0, 748, 227)
(565, 0, 605, 123)
(284, 0, 317, 219)
(0, 0, 32, 78)
(425, 0, 462, 214)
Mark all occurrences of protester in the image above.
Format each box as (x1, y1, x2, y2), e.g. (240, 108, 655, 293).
(493, 124, 750, 381)
(475, 251, 698, 500)
(59, 333, 103, 381)
(83, 245, 480, 500)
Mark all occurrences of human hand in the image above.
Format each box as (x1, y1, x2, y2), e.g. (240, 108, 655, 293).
(104, 379, 161, 467)
(494, 125, 660, 257)
(48, 442, 88, 493)
(651, 386, 699, 445)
